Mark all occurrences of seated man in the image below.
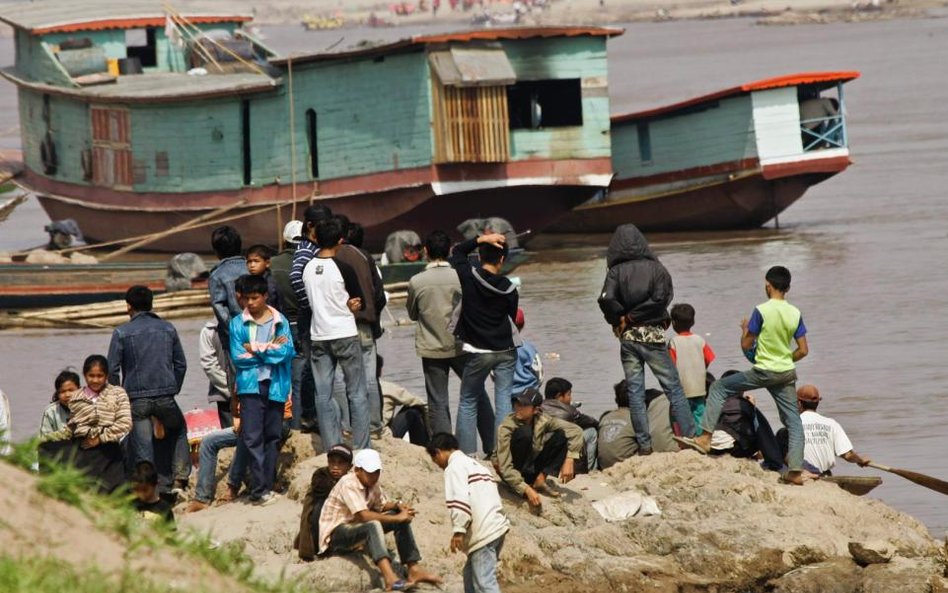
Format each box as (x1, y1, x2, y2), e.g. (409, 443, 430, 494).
(709, 370, 784, 472)
(539, 377, 599, 472)
(493, 388, 583, 511)
(778, 384, 871, 476)
(381, 379, 430, 447)
(296, 444, 353, 561)
(597, 382, 678, 469)
(318, 449, 442, 591)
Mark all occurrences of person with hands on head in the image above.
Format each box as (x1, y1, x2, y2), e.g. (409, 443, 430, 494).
(427, 432, 509, 593)
(492, 388, 584, 511)
(319, 449, 442, 591)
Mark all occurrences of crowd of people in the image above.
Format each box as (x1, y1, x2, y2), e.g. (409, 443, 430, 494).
(10, 214, 873, 592)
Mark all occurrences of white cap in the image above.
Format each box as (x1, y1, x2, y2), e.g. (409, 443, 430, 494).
(283, 220, 303, 245)
(353, 449, 382, 473)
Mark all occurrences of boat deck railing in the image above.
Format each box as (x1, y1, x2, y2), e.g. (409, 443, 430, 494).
(800, 114, 847, 152)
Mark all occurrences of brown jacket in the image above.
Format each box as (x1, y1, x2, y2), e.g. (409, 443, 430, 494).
(67, 384, 132, 443)
(294, 466, 341, 560)
(491, 413, 583, 496)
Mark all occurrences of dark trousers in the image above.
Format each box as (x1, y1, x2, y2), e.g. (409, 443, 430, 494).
(39, 439, 126, 494)
(390, 407, 430, 446)
(297, 309, 318, 422)
(217, 401, 234, 429)
(421, 355, 467, 436)
(238, 382, 284, 499)
(128, 395, 190, 492)
(510, 425, 568, 485)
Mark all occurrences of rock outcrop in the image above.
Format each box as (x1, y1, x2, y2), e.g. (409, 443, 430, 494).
(180, 433, 947, 592)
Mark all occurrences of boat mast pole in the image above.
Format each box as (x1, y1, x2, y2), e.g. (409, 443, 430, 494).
(288, 56, 298, 237)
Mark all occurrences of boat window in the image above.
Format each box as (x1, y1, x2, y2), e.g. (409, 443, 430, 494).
(242, 100, 252, 185)
(507, 79, 582, 130)
(125, 28, 157, 68)
(432, 82, 510, 163)
(637, 122, 652, 163)
(306, 109, 319, 178)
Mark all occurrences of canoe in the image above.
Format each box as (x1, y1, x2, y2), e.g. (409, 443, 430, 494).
(823, 475, 882, 496)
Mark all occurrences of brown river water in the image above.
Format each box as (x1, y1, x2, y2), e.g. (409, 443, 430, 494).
(2, 16, 948, 535)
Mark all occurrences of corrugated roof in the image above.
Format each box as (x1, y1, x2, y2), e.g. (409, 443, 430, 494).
(270, 26, 623, 67)
(0, 68, 278, 102)
(612, 71, 860, 123)
(0, 0, 251, 34)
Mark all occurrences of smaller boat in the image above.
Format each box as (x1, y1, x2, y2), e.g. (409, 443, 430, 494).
(823, 475, 882, 496)
(0, 195, 26, 222)
(379, 247, 530, 285)
(551, 71, 859, 233)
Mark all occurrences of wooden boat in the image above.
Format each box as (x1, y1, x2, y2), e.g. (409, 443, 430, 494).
(823, 475, 882, 496)
(551, 72, 859, 233)
(378, 248, 530, 285)
(0, 2, 618, 252)
(0, 195, 26, 222)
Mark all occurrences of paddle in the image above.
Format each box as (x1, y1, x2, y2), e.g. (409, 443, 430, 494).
(867, 461, 948, 496)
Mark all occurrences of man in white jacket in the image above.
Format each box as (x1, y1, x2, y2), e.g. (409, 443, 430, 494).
(427, 432, 510, 593)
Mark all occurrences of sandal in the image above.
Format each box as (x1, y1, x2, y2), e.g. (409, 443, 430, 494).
(673, 436, 709, 455)
(388, 579, 415, 592)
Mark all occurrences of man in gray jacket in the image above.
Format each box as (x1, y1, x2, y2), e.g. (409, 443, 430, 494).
(407, 230, 468, 435)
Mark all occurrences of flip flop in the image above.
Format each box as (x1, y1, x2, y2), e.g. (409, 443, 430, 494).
(389, 580, 415, 592)
(673, 436, 709, 455)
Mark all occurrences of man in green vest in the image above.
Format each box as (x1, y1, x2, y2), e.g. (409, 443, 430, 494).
(679, 266, 809, 486)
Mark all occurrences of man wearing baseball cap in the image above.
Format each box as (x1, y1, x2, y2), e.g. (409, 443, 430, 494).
(271, 220, 309, 429)
(492, 388, 584, 510)
(790, 384, 871, 476)
(318, 449, 442, 590)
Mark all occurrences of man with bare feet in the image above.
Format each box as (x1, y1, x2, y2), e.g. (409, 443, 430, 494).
(493, 388, 584, 510)
(319, 449, 442, 591)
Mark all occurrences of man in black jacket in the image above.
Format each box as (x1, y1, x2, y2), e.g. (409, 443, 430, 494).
(597, 224, 695, 455)
(450, 232, 519, 457)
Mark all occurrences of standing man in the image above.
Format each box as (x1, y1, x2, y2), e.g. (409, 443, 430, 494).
(290, 205, 333, 431)
(407, 230, 467, 436)
(207, 225, 246, 349)
(450, 232, 520, 457)
(597, 224, 696, 456)
(272, 220, 305, 429)
(108, 285, 189, 495)
(302, 218, 371, 450)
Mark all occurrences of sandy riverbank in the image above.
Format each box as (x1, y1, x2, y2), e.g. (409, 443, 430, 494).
(178, 432, 947, 593)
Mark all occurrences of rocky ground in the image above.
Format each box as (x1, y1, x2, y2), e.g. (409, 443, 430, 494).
(180, 432, 948, 593)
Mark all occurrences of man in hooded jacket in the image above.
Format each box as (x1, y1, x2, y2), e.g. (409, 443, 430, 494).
(597, 224, 695, 454)
(450, 232, 520, 457)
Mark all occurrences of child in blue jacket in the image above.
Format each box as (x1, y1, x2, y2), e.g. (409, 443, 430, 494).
(229, 274, 295, 505)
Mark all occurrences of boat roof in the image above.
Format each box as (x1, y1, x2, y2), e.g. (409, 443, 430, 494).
(0, 0, 251, 35)
(612, 71, 861, 123)
(270, 26, 623, 67)
(0, 68, 278, 102)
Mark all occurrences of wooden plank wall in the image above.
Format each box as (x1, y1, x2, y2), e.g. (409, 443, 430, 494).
(433, 79, 510, 163)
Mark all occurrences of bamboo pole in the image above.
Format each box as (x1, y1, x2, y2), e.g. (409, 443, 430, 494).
(287, 56, 298, 227)
(98, 200, 247, 262)
(383, 281, 410, 292)
(163, 3, 267, 76)
(17, 290, 209, 320)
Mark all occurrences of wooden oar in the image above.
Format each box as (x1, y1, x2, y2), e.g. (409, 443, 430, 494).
(867, 461, 948, 496)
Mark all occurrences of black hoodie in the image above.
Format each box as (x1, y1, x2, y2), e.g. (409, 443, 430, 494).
(598, 224, 674, 327)
(449, 238, 521, 351)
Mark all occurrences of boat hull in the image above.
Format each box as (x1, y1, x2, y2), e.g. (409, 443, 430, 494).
(550, 167, 842, 234)
(24, 159, 610, 252)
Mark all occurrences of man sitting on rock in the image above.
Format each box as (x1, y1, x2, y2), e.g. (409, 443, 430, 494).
(778, 384, 871, 476)
(598, 382, 679, 469)
(493, 388, 583, 511)
(539, 377, 599, 472)
(318, 449, 442, 591)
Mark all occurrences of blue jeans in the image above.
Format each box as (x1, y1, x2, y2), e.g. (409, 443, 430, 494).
(128, 395, 191, 492)
(327, 517, 422, 565)
(194, 428, 247, 503)
(311, 335, 371, 450)
(702, 367, 802, 471)
(456, 349, 516, 456)
(358, 323, 383, 434)
(620, 340, 696, 450)
(464, 534, 505, 593)
(238, 385, 284, 499)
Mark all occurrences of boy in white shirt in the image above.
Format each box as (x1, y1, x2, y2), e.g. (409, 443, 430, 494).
(428, 432, 510, 593)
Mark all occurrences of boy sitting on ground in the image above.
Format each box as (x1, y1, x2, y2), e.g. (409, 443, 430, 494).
(296, 444, 353, 561)
(131, 461, 175, 526)
(318, 449, 442, 591)
(428, 432, 510, 593)
(539, 377, 599, 472)
(493, 388, 584, 511)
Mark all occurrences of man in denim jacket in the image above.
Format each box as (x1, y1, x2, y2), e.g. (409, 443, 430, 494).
(208, 225, 247, 350)
(108, 285, 189, 496)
